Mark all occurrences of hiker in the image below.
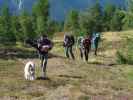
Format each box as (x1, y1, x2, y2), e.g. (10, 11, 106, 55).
(92, 32, 101, 56)
(37, 34, 53, 78)
(63, 33, 75, 60)
(77, 35, 84, 59)
(26, 35, 53, 78)
(82, 35, 91, 61)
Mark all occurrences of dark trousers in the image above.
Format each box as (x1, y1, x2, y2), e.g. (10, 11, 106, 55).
(80, 48, 83, 59)
(94, 39, 99, 56)
(65, 46, 75, 60)
(84, 47, 90, 61)
(40, 53, 48, 77)
(80, 46, 90, 61)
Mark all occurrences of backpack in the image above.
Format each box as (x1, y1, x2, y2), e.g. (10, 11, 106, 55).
(64, 35, 75, 47)
(83, 37, 91, 48)
(70, 35, 75, 45)
(77, 36, 84, 48)
(38, 38, 53, 52)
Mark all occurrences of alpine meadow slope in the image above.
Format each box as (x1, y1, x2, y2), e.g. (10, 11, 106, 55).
(0, 31, 133, 100)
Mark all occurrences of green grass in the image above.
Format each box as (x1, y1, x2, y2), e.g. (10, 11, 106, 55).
(0, 59, 133, 99)
(127, 71, 133, 81)
(0, 43, 38, 59)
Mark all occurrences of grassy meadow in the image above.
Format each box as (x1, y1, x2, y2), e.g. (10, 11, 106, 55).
(0, 31, 133, 100)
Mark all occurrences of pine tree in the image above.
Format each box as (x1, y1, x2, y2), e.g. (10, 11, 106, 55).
(90, 2, 103, 32)
(103, 4, 116, 31)
(19, 10, 34, 42)
(123, 0, 133, 29)
(127, 0, 133, 12)
(64, 10, 79, 31)
(79, 2, 102, 35)
(11, 16, 21, 41)
(32, 0, 49, 36)
(79, 11, 94, 35)
(0, 5, 16, 44)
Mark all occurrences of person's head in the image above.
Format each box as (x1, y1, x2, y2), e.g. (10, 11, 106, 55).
(40, 34, 48, 40)
(64, 33, 67, 37)
(80, 32, 84, 37)
(85, 34, 90, 39)
(64, 33, 69, 39)
(42, 34, 47, 38)
(95, 32, 100, 37)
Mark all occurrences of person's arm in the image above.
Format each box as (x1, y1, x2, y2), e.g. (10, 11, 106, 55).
(63, 36, 67, 47)
(37, 38, 41, 48)
(49, 41, 54, 50)
(77, 37, 79, 46)
(46, 39, 53, 50)
(96, 33, 101, 41)
(72, 36, 75, 45)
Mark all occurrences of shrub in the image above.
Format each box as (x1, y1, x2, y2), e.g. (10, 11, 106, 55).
(117, 38, 133, 64)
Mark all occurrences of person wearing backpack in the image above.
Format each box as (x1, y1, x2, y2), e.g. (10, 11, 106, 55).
(63, 34, 75, 60)
(92, 32, 100, 56)
(82, 35, 91, 61)
(77, 36, 84, 59)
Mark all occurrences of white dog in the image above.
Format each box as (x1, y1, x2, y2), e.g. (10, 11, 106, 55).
(24, 61, 35, 80)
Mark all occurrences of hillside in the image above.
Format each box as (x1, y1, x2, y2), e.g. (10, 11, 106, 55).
(0, 31, 133, 100)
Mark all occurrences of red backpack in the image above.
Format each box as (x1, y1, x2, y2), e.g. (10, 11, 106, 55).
(83, 37, 91, 48)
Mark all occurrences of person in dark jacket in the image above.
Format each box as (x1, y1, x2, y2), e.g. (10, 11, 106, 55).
(82, 35, 91, 61)
(92, 32, 100, 56)
(26, 34, 53, 78)
(37, 34, 53, 78)
(63, 34, 75, 60)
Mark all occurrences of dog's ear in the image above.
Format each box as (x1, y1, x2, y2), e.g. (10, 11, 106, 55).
(29, 64, 34, 71)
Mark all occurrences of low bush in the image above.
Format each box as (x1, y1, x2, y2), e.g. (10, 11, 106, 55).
(117, 38, 133, 64)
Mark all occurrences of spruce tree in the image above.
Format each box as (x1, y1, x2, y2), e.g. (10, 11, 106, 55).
(0, 5, 16, 44)
(64, 10, 79, 35)
(32, 0, 49, 36)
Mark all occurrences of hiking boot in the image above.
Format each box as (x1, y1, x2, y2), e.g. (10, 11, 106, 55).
(42, 72, 47, 78)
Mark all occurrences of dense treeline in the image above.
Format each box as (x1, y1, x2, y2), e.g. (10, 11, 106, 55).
(0, 0, 61, 44)
(0, 0, 133, 44)
(64, 1, 133, 36)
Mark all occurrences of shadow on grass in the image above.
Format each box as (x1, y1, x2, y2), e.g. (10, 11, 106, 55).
(50, 54, 66, 59)
(58, 75, 83, 79)
(0, 48, 38, 59)
(0, 47, 66, 60)
(88, 60, 117, 67)
(36, 77, 51, 80)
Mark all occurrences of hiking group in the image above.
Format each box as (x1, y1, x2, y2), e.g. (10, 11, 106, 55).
(63, 32, 101, 61)
(26, 32, 100, 78)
